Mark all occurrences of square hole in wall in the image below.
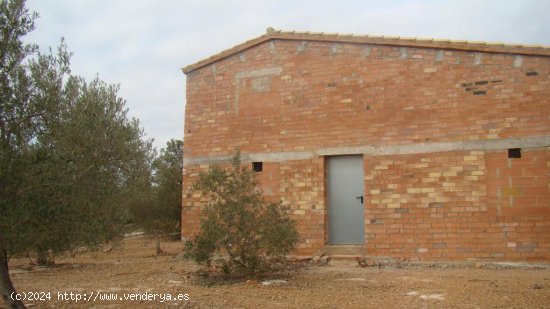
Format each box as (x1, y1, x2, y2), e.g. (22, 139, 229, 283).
(252, 162, 263, 172)
(508, 148, 521, 159)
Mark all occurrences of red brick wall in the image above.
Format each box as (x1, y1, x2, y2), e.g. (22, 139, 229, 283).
(184, 40, 549, 158)
(278, 158, 325, 255)
(183, 38, 550, 261)
(485, 148, 550, 260)
(365, 150, 486, 260)
(364, 148, 550, 261)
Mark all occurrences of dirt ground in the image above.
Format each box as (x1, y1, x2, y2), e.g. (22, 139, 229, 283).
(4, 236, 550, 309)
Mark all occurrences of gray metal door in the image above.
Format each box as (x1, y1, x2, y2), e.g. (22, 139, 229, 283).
(327, 155, 365, 244)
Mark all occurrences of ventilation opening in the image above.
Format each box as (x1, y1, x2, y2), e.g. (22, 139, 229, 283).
(508, 148, 521, 159)
(252, 162, 263, 172)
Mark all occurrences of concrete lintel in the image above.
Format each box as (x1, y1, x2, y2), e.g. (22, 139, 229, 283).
(316, 146, 373, 156)
(235, 66, 282, 79)
(184, 136, 550, 166)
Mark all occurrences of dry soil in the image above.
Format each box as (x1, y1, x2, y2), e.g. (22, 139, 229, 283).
(4, 236, 550, 308)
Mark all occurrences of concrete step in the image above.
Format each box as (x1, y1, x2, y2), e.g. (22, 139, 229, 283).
(323, 244, 365, 256)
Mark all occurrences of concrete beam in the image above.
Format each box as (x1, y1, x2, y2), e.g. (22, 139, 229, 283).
(184, 136, 550, 166)
(184, 151, 315, 166)
(317, 136, 550, 156)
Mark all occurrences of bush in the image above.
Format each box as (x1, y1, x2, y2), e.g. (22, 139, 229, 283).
(184, 153, 299, 278)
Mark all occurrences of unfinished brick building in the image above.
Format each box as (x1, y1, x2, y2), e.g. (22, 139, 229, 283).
(181, 29, 550, 261)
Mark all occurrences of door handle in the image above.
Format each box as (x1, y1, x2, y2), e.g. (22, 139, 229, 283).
(356, 195, 364, 204)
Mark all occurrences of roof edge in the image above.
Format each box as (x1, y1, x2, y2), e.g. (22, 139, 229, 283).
(182, 28, 550, 74)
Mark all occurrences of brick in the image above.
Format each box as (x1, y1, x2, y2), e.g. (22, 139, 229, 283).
(500, 187, 522, 197)
(516, 247, 535, 253)
(428, 202, 444, 208)
(516, 242, 538, 250)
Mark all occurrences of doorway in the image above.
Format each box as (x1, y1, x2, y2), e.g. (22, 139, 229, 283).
(327, 155, 365, 244)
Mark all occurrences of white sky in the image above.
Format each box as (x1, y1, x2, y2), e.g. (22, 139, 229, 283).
(24, 0, 550, 150)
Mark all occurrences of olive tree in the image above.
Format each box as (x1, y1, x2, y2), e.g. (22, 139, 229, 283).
(0, 1, 153, 307)
(130, 139, 183, 254)
(1, 1, 40, 306)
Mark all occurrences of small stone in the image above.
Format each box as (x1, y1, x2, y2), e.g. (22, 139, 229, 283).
(366, 259, 378, 267)
(261, 279, 287, 286)
(318, 255, 331, 265)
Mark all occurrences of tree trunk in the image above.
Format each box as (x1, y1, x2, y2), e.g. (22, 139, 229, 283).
(36, 250, 53, 266)
(155, 231, 163, 255)
(36, 251, 47, 266)
(0, 244, 26, 309)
